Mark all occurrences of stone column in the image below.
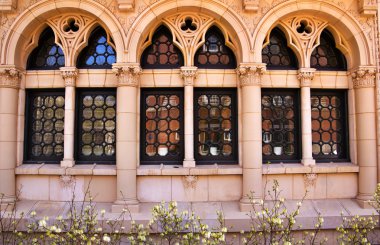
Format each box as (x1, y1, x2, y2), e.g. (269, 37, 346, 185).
(298, 68, 316, 166)
(112, 63, 141, 213)
(180, 66, 198, 168)
(0, 66, 22, 206)
(237, 63, 266, 211)
(60, 67, 78, 167)
(352, 66, 378, 208)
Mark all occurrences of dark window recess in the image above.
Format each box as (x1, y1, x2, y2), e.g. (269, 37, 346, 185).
(141, 25, 184, 69)
(194, 89, 238, 164)
(311, 29, 347, 71)
(76, 89, 116, 163)
(27, 27, 65, 70)
(194, 26, 237, 69)
(262, 27, 298, 70)
(77, 27, 116, 69)
(25, 90, 65, 163)
(311, 90, 349, 161)
(141, 89, 184, 164)
(262, 90, 300, 162)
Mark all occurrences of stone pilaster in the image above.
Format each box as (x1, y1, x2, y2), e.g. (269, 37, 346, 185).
(297, 68, 316, 166)
(236, 63, 266, 211)
(180, 66, 198, 168)
(352, 66, 378, 208)
(0, 65, 22, 206)
(112, 63, 141, 213)
(60, 67, 78, 168)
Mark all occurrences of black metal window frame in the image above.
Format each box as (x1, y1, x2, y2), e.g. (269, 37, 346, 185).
(75, 88, 117, 164)
(140, 88, 184, 165)
(24, 89, 65, 163)
(262, 89, 301, 163)
(194, 88, 238, 164)
(311, 89, 349, 162)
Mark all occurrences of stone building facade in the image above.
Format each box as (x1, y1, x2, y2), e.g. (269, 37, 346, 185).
(0, 0, 379, 215)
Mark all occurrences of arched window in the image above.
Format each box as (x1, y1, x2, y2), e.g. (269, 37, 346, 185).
(262, 27, 298, 70)
(141, 25, 184, 69)
(311, 29, 347, 70)
(194, 26, 236, 69)
(77, 27, 116, 69)
(27, 27, 65, 70)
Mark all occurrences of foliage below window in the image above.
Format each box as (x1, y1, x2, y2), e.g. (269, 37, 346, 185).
(77, 27, 116, 69)
(27, 28, 65, 70)
(141, 25, 184, 69)
(262, 28, 298, 70)
(311, 29, 347, 70)
(194, 26, 236, 69)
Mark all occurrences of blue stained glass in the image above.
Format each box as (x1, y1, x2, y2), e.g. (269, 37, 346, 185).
(107, 55, 116, 64)
(57, 56, 65, 66)
(58, 48, 64, 55)
(86, 56, 95, 66)
(96, 45, 106, 54)
(46, 56, 57, 66)
(98, 36, 107, 43)
(96, 56, 106, 65)
(107, 46, 115, 54)
(48, 46, 57, 55)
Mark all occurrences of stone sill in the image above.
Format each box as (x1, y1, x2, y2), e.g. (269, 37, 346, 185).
(137, 165, 243, 176)
(15, 164, 116, 176)
(263, 162, 359, 175)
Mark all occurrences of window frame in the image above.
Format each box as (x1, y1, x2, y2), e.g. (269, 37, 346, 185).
(194, 88, 238, 164)
(24, 89, 65, 163)
(140, 88, 185, 165)
(75, 88, 117, 164)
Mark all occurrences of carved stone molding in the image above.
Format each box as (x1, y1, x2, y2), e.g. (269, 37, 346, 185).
(236, 63, 266, 87)
(0, 0, 17, 12)
(243, 0, 259, 12)
(0, 66, 22, 89)
(59, 175, 76, 189)
(60, 67, 78, 87)
(112, 63, 142, 87)
(180, 66, 198, 86)
(358, 0, 377, 16)
(297, 68, 316, 87)
(117, 0, 135, 11)
(303, 173, 318, 188)
(352, 66, 376, 89)
(182, 175, 198, 189)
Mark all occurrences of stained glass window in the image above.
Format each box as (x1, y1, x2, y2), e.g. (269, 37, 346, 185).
(27, 28, 65, 70)
(77, 27, 116, 69)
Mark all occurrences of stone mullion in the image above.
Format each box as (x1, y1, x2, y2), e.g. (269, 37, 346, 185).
(180, 66, 198, 168)
(237, 63, 266, 211)
(60, 67, 78, 168)
(112, 63, 141, 213)
(298, 68, 316, 166)
(0, 65, 22, 206)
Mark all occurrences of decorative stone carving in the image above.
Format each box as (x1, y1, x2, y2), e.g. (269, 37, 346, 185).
(182, 175, 198, 189)
(60, 67, 78, 87)
(0, 0, 16, 12)
(358, 0, 377, 16)
(59, 175, 76, 189)
(0, 66, 22, 89)
(236, 63, 266, 87)
(352, 66, 376, 89)
(243, 0, 259, 12)
(180, 66, 198, 86)
(112, 64, 142, 87)
(297, 68, 316, 87)
(117, 0, 135, 11)
(303, 173, 318, 188)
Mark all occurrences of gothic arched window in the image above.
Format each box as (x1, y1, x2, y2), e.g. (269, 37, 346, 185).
(194, 26, 236, 69)
(27, 27, 65, 70)
(141, 25, 184, 69)
(262, 27, 298, 70)
(77, 27, 116, 69)
(311, 29, 347, 70)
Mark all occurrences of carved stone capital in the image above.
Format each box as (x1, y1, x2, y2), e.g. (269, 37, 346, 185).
(304, 173, 318, 188)
(59, 175, 76, 189)
(236, 63, 266, 87)
(297, 68, 316, 87)
(112, 63, 142, 87)
(182, 175, 198, 189)
(0, 66, 22, 89)
(180, 66, 198, 86)
(60, 67, 78, 87)
(352, 66, 376, 89)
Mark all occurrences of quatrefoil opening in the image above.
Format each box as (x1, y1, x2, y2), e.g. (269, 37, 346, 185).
(296, 20, 312, 35)
(63, 18, 79, 33)
(180, 17, 197, 32)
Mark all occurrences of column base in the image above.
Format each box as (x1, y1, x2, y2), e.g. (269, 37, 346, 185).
(183, 160, 196, 168)
(112, 199, 140, 213)
(356, 194, 375, 209)
(301, 158, 315, 166)
(239, 197, 262, 212)
(61, 159, 75, 168)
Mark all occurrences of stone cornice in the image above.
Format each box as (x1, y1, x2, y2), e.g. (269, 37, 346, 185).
(60, 67, 78, 87)
(236, 63, 266, 87)
(0, 66, 22, 89)
(112, 63, 142, 87)
(297, 68, 316, 87)
(180, 66, 198, 86)
(351, 66, 376, 89)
